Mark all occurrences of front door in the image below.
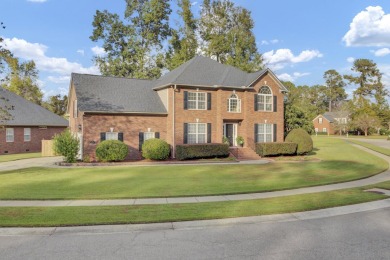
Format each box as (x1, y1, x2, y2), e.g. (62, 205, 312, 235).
(224, 123, 237, 146)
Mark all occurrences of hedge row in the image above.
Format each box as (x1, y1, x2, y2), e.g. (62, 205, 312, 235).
(176, 143, 229, 161)
(256, 142, 298, 157)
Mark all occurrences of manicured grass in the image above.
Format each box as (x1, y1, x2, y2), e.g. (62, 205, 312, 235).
(0, 152, 41, 163)
(0, 187, 386, 227)
(0, 138, 387, 200)
(347, 139, 390, 156)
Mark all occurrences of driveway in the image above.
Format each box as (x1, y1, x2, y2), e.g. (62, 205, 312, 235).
(348, 137, 390, 149)
(0, 156, 62, 171)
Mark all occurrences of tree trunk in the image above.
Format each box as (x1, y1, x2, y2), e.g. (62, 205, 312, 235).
(365, 129, 368, 136)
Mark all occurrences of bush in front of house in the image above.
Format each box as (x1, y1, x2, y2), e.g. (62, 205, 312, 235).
(142, 138, 170, 160)
(95, 140, 128, 162)
(256, 142, 298, 157)
(176, 143, 229, 161)
(285, 128, 313, 155)
(53, 129, 80, 163)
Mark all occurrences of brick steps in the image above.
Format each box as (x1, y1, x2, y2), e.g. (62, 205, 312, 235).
(229, 147, 262, 160)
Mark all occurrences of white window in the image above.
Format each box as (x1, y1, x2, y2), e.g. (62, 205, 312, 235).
(319, 118, 323, 124)
(188, 92, 206, 110)
(187, 123, 207, 144)
(73, 100, 78, 118)
(257, 86, 273, 111)
(315, 128, 318, 132)
(144, 132, 155, 141)
(323, 128, 327, 133)
(257, 124, 273, 143)
(105, 132, 118, 140)
(6, 128, 14, 142)
(24, 128, 31, 142)
(342, 118, 347, 124)
(227, 93, 241, 113)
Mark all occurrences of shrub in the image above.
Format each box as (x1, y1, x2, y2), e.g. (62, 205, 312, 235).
(142, 138, 170, 160)
(236, 136, 244, 146)
(285, 128, 313, 155)
(53, 130, 80, 163)
(222, 136, 230, 145)
(95, 140, 128, 162)
(256, 142, 298, 157)
(176, 143, 229, 161)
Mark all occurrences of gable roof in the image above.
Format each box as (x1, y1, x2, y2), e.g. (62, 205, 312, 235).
(0, 88, 68, 127)
(313, 112, 349, 123)
(71, 73, 167, 114)
(154, 56, 287, 91)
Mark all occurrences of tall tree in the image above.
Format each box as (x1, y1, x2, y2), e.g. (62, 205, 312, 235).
(199, 0, 262, 72)
(323, 69, 347, 112)
(90, 0, 172, 79)
(2, 59, 43, 105)
(43, 95, 68, 116)
(166, 0, 198, 70)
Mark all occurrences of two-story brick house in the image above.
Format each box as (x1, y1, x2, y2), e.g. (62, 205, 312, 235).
(68, 56, 287, 160)
(313, 111, 349, 135)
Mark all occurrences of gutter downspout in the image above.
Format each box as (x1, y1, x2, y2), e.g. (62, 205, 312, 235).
(172, 85, 177, 158)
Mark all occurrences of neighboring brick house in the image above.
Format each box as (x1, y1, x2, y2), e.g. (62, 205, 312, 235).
(68, 56, 287, 160)
(313, 111, 349, 135)
(0, 88, 68, 154)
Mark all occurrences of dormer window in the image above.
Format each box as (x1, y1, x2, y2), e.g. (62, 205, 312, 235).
(227, 93, 241, 113)
(257, 86, 273, 111)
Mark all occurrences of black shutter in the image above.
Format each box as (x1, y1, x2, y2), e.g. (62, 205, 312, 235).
(254, 124, 258, 143)
(273, 96, 277, 112)
(254, 94, 258, 111)
(184, 123, 188, 144)
(139, 132, 144, 151)
(184, 91, 188, 110)
(207, 93, 211, 110)
(155, 132, 160, 139)
(118, 132, 124, 142)
(273, 124, 277, 142)
(207, 123, 211, 143)
(100, 132, 106, 141)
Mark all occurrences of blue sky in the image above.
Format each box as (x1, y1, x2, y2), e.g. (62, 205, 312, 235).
(1, 0, 390, 99)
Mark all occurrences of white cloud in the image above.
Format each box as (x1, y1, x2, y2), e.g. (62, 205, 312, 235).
(378, 64, 390, 87)
(91, 46, 106, 57)
(77, 49, 85, 56)
(47, 76, 71, 84)
(263, 49, 323, 70)
(3, 37, 99, 75)
(347, 57, 355, 63)
(260, 39, 279, 45)
(277, 72, 310, 82)
(373, 48, 390, 57)
(27, 0, 47, 2)
(191, 1, 198, 6)
(343, 6, 390, 47)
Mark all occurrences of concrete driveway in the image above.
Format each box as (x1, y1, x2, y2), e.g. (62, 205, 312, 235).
(348, 137, 390, 149)
(0, 156, 62, 171)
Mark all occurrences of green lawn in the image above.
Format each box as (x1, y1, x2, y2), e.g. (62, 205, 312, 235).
(0, 187, 386, 227)
(0, 152, 41, 163)
(0, 138, 387, 200)
(347, 139, 390, 156)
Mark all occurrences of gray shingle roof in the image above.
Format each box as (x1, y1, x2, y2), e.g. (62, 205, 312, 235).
(323, 111, 349, 123)
(0, 88, 68, 127)
(71, 74, 167, 114)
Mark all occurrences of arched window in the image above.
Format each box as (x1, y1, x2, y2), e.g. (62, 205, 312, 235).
(227, 93, 241, 113)
(257, 86, 273, 111)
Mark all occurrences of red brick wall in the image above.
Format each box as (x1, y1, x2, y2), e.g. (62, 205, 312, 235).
(0, 126, 66, 154)
(313, 116, 333, 134)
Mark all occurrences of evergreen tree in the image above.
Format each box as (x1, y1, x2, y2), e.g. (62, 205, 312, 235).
(43, 95, 68, 116)
(323, 69, 347, 112)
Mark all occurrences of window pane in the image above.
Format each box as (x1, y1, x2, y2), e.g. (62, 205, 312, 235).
(197, 124, 206, 134)
(106, 132, 118, 140)
(6, 128, 14, 142)
(198, 134, 206, 143)
(24, 128, 31, 142)
(188, 123, 196, 134)
(188, 134, 197, 144)
(144, 132, 155, 141)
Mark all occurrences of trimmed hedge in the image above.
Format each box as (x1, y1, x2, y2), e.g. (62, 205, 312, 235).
(96, 140, 128, 162)
(256, 142, 298, 157)
(285, 128, 313, 155)
(142, 138, 170, 160)
(176, 143, 229, 161)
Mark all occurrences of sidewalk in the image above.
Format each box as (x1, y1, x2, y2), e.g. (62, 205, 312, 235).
(0, 144, 389, 207)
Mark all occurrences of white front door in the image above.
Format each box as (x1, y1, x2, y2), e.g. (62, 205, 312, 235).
(223, 123, 238, 146)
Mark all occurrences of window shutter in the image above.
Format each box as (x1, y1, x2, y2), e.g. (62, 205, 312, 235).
(184, 91, 188, 110)
(183, 123, 188, 144)
(139, 132, 144, 151)
(254, 94, 258, 111)
(207, 93, 211, 110)
(273, 96, 277, 112)
(273, 124, 277, 142)
(155, 132, 160, 139)
(100, 132, 106, 141)
(207, 123, 212, 143)
(118, 132, 124, 142)
(254, 124, 258, 143)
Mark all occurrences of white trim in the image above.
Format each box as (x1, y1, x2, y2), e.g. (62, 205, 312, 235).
(187, 91, 207, 110)
(6, 128, 14, 143)
(227, 93, 241, 113)
(187, 123, 207, 144)
(256, 124, 273, 143)
(223, 123, 238, 146)
(24, 128, 31, 142)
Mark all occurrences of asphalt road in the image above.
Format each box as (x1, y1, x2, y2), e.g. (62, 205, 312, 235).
(1, 208, 389, 260)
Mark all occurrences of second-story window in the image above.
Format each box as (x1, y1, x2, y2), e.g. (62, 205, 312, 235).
(257, 86, 273, 111)
(319, 118, 323, 124)
(227, 93, 241, 113)
(188, 92, 206, 110)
